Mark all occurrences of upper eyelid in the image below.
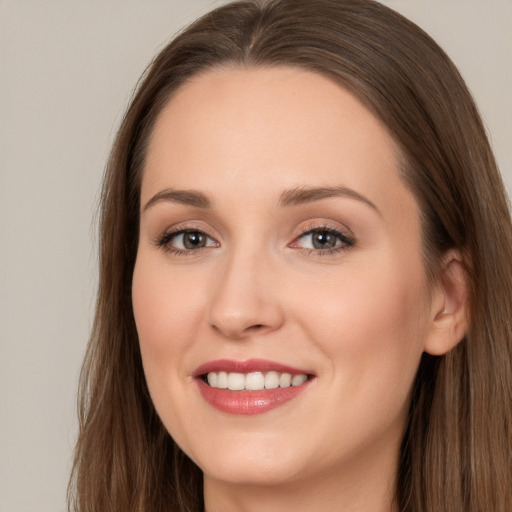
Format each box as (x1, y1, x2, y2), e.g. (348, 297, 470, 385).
(295, 221, 355, 239)
(298, 224, 347, 235)
(160, 228, 217, 243)
(156, 221, 219, 239)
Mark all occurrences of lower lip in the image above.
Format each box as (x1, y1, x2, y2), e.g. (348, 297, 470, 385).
(196, 378, 312, 415)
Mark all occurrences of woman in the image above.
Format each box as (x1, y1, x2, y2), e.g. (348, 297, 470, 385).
(69, 0, 512, 511)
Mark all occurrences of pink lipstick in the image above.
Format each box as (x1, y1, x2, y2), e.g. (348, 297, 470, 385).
(193, 359, 314, 415)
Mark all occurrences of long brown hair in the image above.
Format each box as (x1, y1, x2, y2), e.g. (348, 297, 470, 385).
(69, 1, 512, 511)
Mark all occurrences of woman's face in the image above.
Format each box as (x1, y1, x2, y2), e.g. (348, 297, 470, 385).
(132, 67, 437, 489)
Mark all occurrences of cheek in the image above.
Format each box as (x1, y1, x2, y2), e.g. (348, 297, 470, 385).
(131, 253, 209, 429)
(295, 254, 429, 405)
(132, 256, 205, 357)
(301, 255, 427, 334)
(131, 254, 210, 448)
(285, 258, 429, 463)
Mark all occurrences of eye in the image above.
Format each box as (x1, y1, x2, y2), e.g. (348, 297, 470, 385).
(156, 229, 217, 254)
(292, 226, 355, 253)
(173, 231, 213, 249)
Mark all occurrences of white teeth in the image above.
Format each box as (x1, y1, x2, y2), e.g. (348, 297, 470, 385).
(227, 372, 245, 390)
(279, 372, 292, 388)
(246, 372, 265, 391)
(264, 371, 280, 389)
(205, 371, 309, 390)
(217, 371, 228, 389)
(291, 374, 307, 386)
(207, 372, 217, 387)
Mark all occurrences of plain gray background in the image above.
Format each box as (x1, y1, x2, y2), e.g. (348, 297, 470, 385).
(1, 1, 511, 511)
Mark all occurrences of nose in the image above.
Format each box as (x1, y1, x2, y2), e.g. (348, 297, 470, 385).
(208, 246, 285, 340)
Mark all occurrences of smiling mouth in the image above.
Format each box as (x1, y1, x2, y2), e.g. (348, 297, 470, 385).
(202, 371, 310, 391)
(194, 360, 315, 415)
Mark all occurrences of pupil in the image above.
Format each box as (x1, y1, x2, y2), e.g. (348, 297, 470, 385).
(183, 232, 205, 249)
(313, 231, 336, 249)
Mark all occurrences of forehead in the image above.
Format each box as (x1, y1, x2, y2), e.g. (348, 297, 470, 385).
(142, 66, 417, 222)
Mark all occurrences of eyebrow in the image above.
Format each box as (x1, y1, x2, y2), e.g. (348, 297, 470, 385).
(143, 188, 211, 211)
(278, 186, 381, 215)
(142, 185, 380, 215)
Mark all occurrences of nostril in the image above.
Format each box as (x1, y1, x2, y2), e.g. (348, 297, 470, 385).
(243, 324, 266, 334)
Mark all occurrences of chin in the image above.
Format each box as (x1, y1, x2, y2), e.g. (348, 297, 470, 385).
(185, 434, 309, 487)
(201, 457, 303, 487)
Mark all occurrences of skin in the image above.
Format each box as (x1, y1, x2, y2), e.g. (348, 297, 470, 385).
(132, 66, 467, 512)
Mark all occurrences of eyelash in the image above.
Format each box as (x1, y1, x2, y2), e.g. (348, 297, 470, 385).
(154, 229, 217, 256)
(294, 224, 356, 256)
(154, 225, 356, 257)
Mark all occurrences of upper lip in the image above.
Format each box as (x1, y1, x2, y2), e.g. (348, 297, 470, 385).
(192, 358, 313, 378)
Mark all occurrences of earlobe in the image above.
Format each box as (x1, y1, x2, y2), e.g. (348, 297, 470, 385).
(424, 250, 469, 356)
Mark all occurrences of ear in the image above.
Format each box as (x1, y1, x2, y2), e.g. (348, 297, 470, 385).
(423, 250, 469, 356)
